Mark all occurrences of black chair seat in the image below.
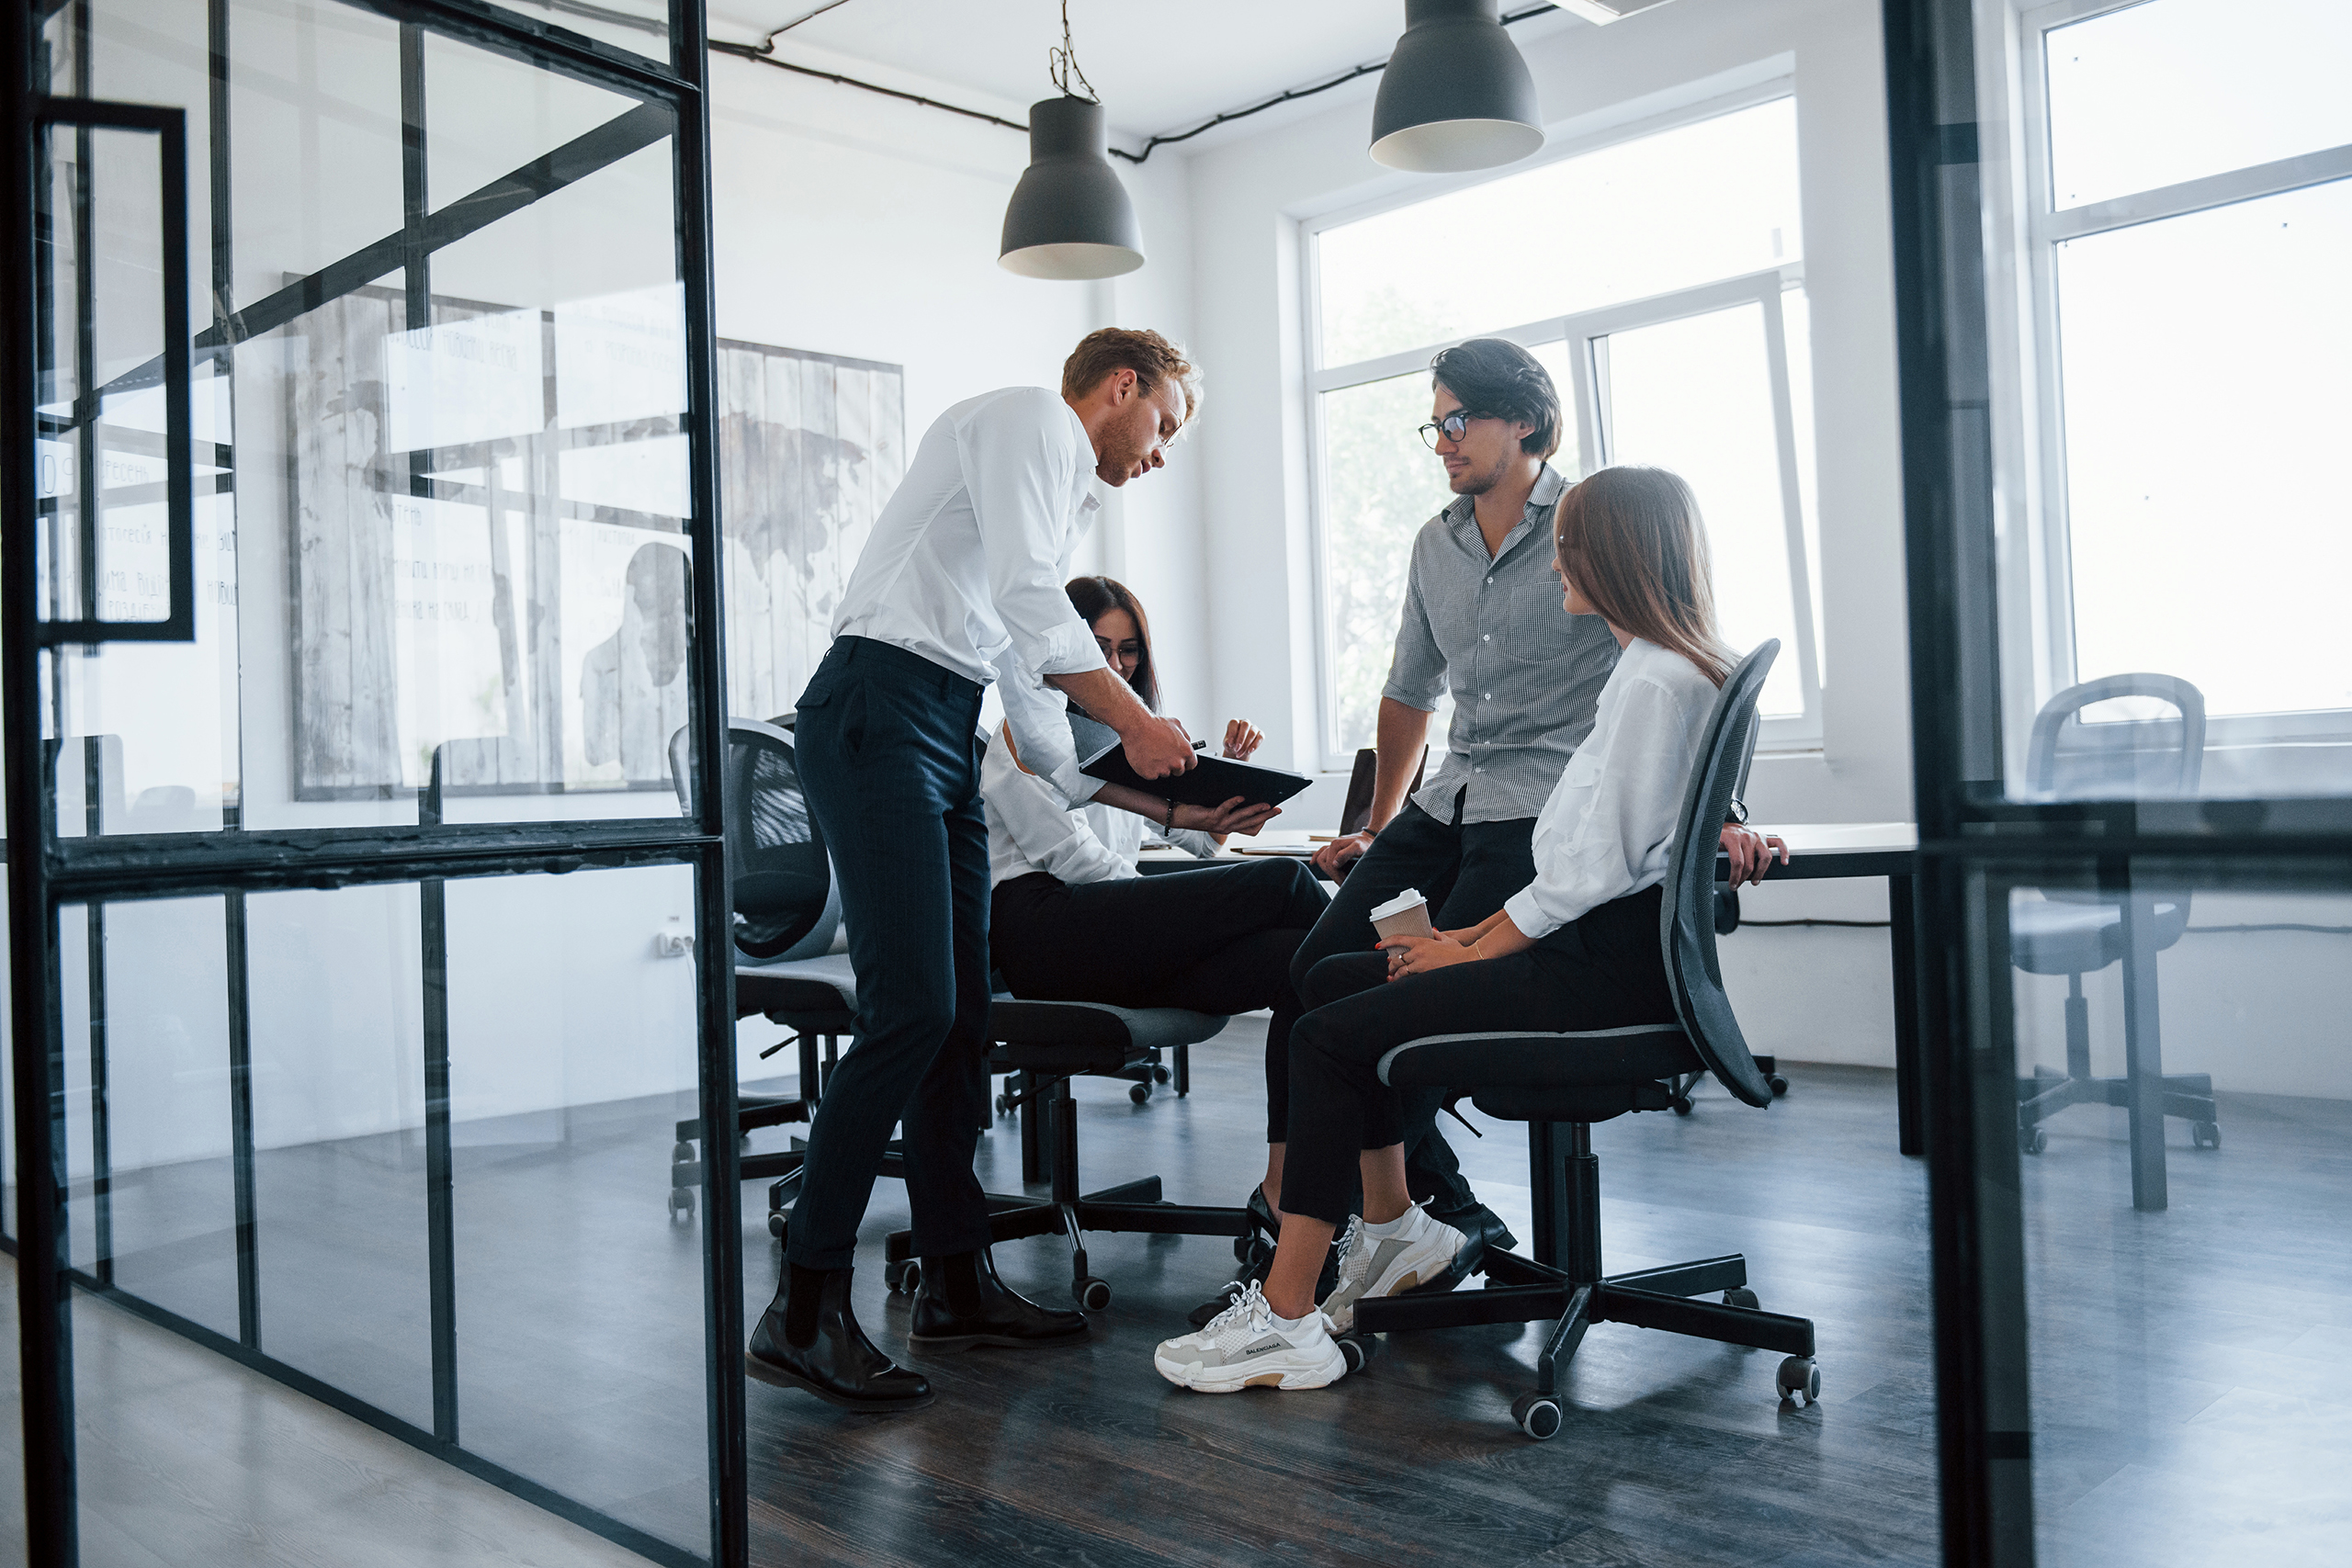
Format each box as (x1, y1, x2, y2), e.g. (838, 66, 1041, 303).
(736, 952, 857, 1026)
(987, 998, 1225, 1075)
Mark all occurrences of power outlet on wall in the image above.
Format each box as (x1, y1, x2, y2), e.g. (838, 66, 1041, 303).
(654, 917, 695, 958)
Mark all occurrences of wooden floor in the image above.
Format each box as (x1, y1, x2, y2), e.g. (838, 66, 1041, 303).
(22, 1012, 2352, 1567)
(745, 1026, 1944, 1568)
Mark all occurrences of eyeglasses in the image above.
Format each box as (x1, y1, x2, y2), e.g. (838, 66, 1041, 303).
(1418, 410, 1494, 449)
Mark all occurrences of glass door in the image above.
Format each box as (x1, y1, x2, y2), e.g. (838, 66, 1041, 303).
(5, 2, 744, 1564)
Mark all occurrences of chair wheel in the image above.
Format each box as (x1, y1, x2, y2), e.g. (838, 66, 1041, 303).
(667, 1189, 694, 1222)
(1335, 1332, 1378, 1375)
(1074, 1276, 1113, 1312)
(1671, 1096, 1693, 1115)
(767, 1210, 786, 1239)
(1236, 1233, 1273, 1269)
(1510, 1392, 1562, 1439)
(1151, 1065, 1170, 1084)
(2193, 1121, 2220, 1149)
(1767, 1075, 1790, 1097)
(884, 1258, 922, 1295)
(1777, 1356, 1820, 1405)
(1724, 1287, 1758, 1309)
(1129, 1082, 1152, 1105)
(671, 1141, 695, 1163)
(2019, 1124, 2046, 1156)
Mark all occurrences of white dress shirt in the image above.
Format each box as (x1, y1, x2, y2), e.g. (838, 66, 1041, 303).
(1502, 637, 1721, 941)
(830, 386, 1110, 798)
(981, 728, 1220, 887)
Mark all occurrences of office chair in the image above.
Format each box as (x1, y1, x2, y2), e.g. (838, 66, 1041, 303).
(2011, 674, 2215, 1212)
(881, 997, 1250, 1311)
(1667, 704, 1787, 1111)
(1352, 642, 1820, 1439)
(662, 720, 863, 1230)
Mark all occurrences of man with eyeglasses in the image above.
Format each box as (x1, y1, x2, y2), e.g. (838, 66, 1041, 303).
(1175, 339, 1601, 1327)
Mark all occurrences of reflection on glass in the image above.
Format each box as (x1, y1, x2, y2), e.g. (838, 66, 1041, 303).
(1318, 371, 1453, 754)
(1317, 98, 1801, 367)
(2005, 869, 2352, 1563)
(499, 0, 670, 66)
(245, 884, 434, 1432)
(446, 864, 707, 1553)
(1600, 302, 1804, 717)
(2056, 179, 2352, 729)
(58, 898, 241, 1339)
(2045, 0, 2352, 211)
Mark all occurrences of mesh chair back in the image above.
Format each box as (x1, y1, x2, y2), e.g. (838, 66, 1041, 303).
(2025, 673, 2205, 801)
(667, 720, 839, 961)
(1660, 640, 1780, 1109)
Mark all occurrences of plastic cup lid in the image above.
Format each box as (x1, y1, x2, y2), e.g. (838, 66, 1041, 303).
(1368, 888, 1428, 921)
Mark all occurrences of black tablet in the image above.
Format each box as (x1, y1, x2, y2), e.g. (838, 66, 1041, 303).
(1068, 712, 1313, 810)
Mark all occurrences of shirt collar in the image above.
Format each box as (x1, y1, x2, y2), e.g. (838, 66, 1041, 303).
(1442, 462, 1566, 556)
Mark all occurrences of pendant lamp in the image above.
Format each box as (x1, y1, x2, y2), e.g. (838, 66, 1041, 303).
(999, 2, 1144, 280)
(1000, 96, 1145, 279)
(1370, 0, 1544, 174)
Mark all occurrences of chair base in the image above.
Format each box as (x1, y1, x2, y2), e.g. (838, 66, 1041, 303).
(2014, 973, 2219, 1211)
(1666, 1052, 1787, 1113)
(669, 1023, 846, 1223)
(887, 1073, 1246, 1311)
(1351, 1118, 1819, 1438)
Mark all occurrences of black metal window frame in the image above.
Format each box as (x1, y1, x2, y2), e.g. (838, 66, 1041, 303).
(3, 3, 747, 1566)
(1878, 1, 2352, 1562)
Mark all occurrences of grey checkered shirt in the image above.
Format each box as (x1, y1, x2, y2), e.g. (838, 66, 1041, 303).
(1381, 464, 1623, 825)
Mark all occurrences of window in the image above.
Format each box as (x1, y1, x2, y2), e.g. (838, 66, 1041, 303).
(1306, 93, 1819, 767)
(2024, 0, 2352, 728)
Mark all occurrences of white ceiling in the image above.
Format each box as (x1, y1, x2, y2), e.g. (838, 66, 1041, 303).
(707, 1, 1587, 148)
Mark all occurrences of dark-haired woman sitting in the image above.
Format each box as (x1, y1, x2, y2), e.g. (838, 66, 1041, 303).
(983, 577, 1333, 1116)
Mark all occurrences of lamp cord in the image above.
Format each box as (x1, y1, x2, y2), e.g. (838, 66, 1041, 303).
(1048, 0, 1100, 104)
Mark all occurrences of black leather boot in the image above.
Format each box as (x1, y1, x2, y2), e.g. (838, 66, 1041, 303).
(747, 1265, 933, 1412)
(908, 1247, 1090, 1351)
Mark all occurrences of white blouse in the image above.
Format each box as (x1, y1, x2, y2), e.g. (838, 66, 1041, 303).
(981, 726, 1222, 888)
(1501, 637, 1721, 942)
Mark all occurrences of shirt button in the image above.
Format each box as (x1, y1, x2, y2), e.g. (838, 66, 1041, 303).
(1475, 766, 1485, 773)
(1486, 577, 1494, 586)
(1483, 693, 1492, 700)
(1482, 633, 1491, 642)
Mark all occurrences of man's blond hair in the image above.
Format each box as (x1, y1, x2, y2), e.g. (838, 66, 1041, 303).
(1060, 327, 1202, 425)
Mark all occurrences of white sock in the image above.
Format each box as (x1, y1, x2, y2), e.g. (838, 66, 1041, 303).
(1360, 1203, 1421, 1239)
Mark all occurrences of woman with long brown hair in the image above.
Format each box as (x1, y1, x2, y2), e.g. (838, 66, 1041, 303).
(1153, 466, 1783, 1393)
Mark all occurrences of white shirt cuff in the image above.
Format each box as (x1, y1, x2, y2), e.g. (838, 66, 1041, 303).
(1502, 886, 1558, 942)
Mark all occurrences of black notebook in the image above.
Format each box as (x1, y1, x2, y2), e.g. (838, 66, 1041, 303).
(1068, 712, 1313, 810)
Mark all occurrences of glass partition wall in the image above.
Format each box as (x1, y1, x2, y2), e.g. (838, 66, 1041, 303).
(3, 2, 744, 1564)
(1884, 0, 2352, 1562)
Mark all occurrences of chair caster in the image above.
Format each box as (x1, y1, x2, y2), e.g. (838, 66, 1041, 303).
(884, 1258, 922, 1295)
(667, 1188, 694, 1222)
(1510, 1391, 1563, 1440)
(671, 1141, 695, 1164)
(1235, 1232, 1273, 1269)
(1073, 1276, 1113, 1312)
(1129, 1081, 1153, 1105)
(1670, 1094, 1693, 1115)
(1151, 1065, 1170, 1084)
(1767, 1074, 1790, 1097)
(1724, 1287, 1758, 1309)
(1334, 1332, 1378, 1375)
(2018, 1124, 2046, 1156)
(1777, 1356, 1820, 1406)
(767, 1210, 786, 1239)
(2192, 1121, 2220, 1149)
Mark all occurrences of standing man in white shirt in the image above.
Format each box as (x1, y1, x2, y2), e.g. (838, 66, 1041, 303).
(748, 331, 1202, 1413)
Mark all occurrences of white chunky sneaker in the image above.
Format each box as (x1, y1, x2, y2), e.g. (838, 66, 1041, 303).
(1318, 1204, 1475, 1335)
(1153, 1282, 1347, 1393)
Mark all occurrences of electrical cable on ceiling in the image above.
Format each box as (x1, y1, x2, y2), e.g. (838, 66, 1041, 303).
(712, 2, 1562, 165)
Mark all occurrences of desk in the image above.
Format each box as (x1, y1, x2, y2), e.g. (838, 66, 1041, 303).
(1149, 822, 1928, 1156)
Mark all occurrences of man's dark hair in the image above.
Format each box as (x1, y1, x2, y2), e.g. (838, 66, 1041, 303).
(1429, 337, 1561, 461)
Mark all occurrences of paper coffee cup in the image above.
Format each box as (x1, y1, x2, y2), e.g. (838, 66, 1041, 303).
(1368, 887, 1435, 942)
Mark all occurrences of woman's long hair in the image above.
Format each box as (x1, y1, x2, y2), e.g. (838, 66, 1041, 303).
(1553, 466, 1736, 687)
(1065, 575, 1160, 712)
